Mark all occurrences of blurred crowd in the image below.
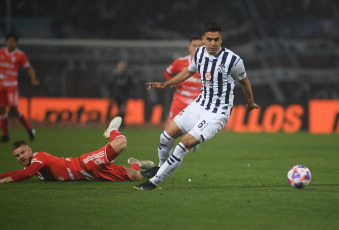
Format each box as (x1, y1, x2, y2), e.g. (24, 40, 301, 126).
(1, 0, 338, 113)
(1, 0, 338, 43)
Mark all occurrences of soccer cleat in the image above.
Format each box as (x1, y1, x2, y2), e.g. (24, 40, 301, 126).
(103, 116, 122, 139)
(127, 158, 155, 170)
(140, 166, 160, 178)
(0, 135, 10, 143)
(134, 180, 156, 190)
(28, 129, 36, 141)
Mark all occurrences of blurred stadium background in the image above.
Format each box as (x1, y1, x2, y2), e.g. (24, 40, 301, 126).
(0, 0, 338, 133)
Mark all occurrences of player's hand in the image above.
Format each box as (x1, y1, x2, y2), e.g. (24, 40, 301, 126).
(247, 102, 259, 111)
(146, 82, 166, 92)
(31, 79, 40, 86)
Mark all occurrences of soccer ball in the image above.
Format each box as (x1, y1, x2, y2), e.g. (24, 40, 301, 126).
(287, 165, 311, 189)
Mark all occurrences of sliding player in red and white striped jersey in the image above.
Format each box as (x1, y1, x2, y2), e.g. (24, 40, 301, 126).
(0, 117, 154, 183)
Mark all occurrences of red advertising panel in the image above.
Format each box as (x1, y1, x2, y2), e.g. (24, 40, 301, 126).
(17, 97, 339, 134)
(18, 97, 144, 125)
(309, 100, 339, 134)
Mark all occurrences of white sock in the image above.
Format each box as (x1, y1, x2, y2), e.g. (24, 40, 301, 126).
(158, 131, 174, 167)
(150, 142, 188, 185)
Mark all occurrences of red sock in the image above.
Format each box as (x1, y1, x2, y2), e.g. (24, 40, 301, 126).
(129, 163, 140, 172)
(18, 112, 32, 131)
(109, 130, 125, 142)
(0, 114, 9, 136)
(106, 143, 118, 162)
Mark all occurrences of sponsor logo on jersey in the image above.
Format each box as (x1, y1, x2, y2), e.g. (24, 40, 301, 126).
(0, 62, 15, 68)
(205, 72, 211, 81)
(217, 64, 225, 73)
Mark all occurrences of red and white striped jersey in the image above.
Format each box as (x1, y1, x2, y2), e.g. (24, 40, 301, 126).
(164, 55, 202, 105)
(11, 152, 86, 181)
(2, 144, 132, 182)
(0, 47, 30, 88)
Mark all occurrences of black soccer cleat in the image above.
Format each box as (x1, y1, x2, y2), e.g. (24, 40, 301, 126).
(134, 180, 156, 190)
(140, 166, 160, 178)
(28, 129, 36, 141)
(0, 135, 10, 143)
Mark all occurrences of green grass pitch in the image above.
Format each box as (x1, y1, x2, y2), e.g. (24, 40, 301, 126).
(0, 127, 338, 230)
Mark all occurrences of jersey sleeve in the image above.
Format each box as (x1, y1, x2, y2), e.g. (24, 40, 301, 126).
(163, 69, 173, 81)
(188, 49, 198, 73)
(0, 170, 21, 179)
(10, 152, 47, 181)
(230, 58, 247, 81)
(19, 52, 30, 68)
(165, 59, 182, 75)
(9, 162, 43, 181)
(188, 61, 197, 73)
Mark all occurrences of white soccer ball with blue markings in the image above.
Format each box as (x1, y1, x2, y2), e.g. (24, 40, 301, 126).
(287, 165, 311, 189)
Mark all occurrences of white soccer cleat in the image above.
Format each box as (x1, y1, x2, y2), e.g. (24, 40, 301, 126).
(127, 158, 155, 170)
(103, 116, 122, 139)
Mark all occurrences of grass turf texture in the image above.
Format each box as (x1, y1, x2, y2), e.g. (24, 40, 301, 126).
(0, 127, 338, 230)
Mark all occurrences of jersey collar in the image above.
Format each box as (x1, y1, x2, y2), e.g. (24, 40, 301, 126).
(205, 47, 222, 59)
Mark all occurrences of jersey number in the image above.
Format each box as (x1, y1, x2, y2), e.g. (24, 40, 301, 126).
(198, 120, 206, 128)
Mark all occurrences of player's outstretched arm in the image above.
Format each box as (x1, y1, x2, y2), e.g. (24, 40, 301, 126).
(239, 77, 258, 111)
(0, 177, 14, 183)
(146, 68, 194, 92)
(27, 66, 40, 86)
(0, 163, 43, 183)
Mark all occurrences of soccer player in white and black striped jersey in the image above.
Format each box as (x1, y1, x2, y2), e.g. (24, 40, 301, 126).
(134, 21, 258, 190)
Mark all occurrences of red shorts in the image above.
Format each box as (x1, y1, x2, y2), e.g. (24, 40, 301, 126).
(0, 86, 18, 107)
(168, 95, 194, 121)
(80, 144, 132, 182)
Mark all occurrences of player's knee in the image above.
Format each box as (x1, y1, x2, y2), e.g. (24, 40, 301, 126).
(180, 139, 191, 149)
(110, 137, 127, 153)
(129, 171, 142, 181)
(180, 135, 199, 149)
(117, 137, 127, 150)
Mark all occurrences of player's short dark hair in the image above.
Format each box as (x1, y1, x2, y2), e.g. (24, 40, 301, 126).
(189, 36, 201, 43)
(11, 140, 28, 152)
(6, 33, 18, 42)
(203, 21, 222, 34)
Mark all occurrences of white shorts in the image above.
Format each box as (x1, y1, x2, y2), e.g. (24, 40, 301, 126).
(173, 102, 230, 143)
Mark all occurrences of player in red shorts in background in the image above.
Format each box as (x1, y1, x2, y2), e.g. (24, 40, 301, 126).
(0, 117, 154, 183)
(0, 33, 40, 142)
(163, 37, 203, 151)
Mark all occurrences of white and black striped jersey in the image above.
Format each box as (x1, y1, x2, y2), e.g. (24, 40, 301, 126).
(188, 46, 247, 115)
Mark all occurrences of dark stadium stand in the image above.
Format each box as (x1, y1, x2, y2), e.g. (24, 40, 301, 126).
(1, 0, 338, 112)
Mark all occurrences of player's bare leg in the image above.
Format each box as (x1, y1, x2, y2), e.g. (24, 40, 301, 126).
(0, 106, 9, 142)
(9, 106, 36, 141)
(126, 167, 142, 181)
(127, 158, 154, 170)
(102, 116, 128, 163)
(126, 156, 154, 181)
